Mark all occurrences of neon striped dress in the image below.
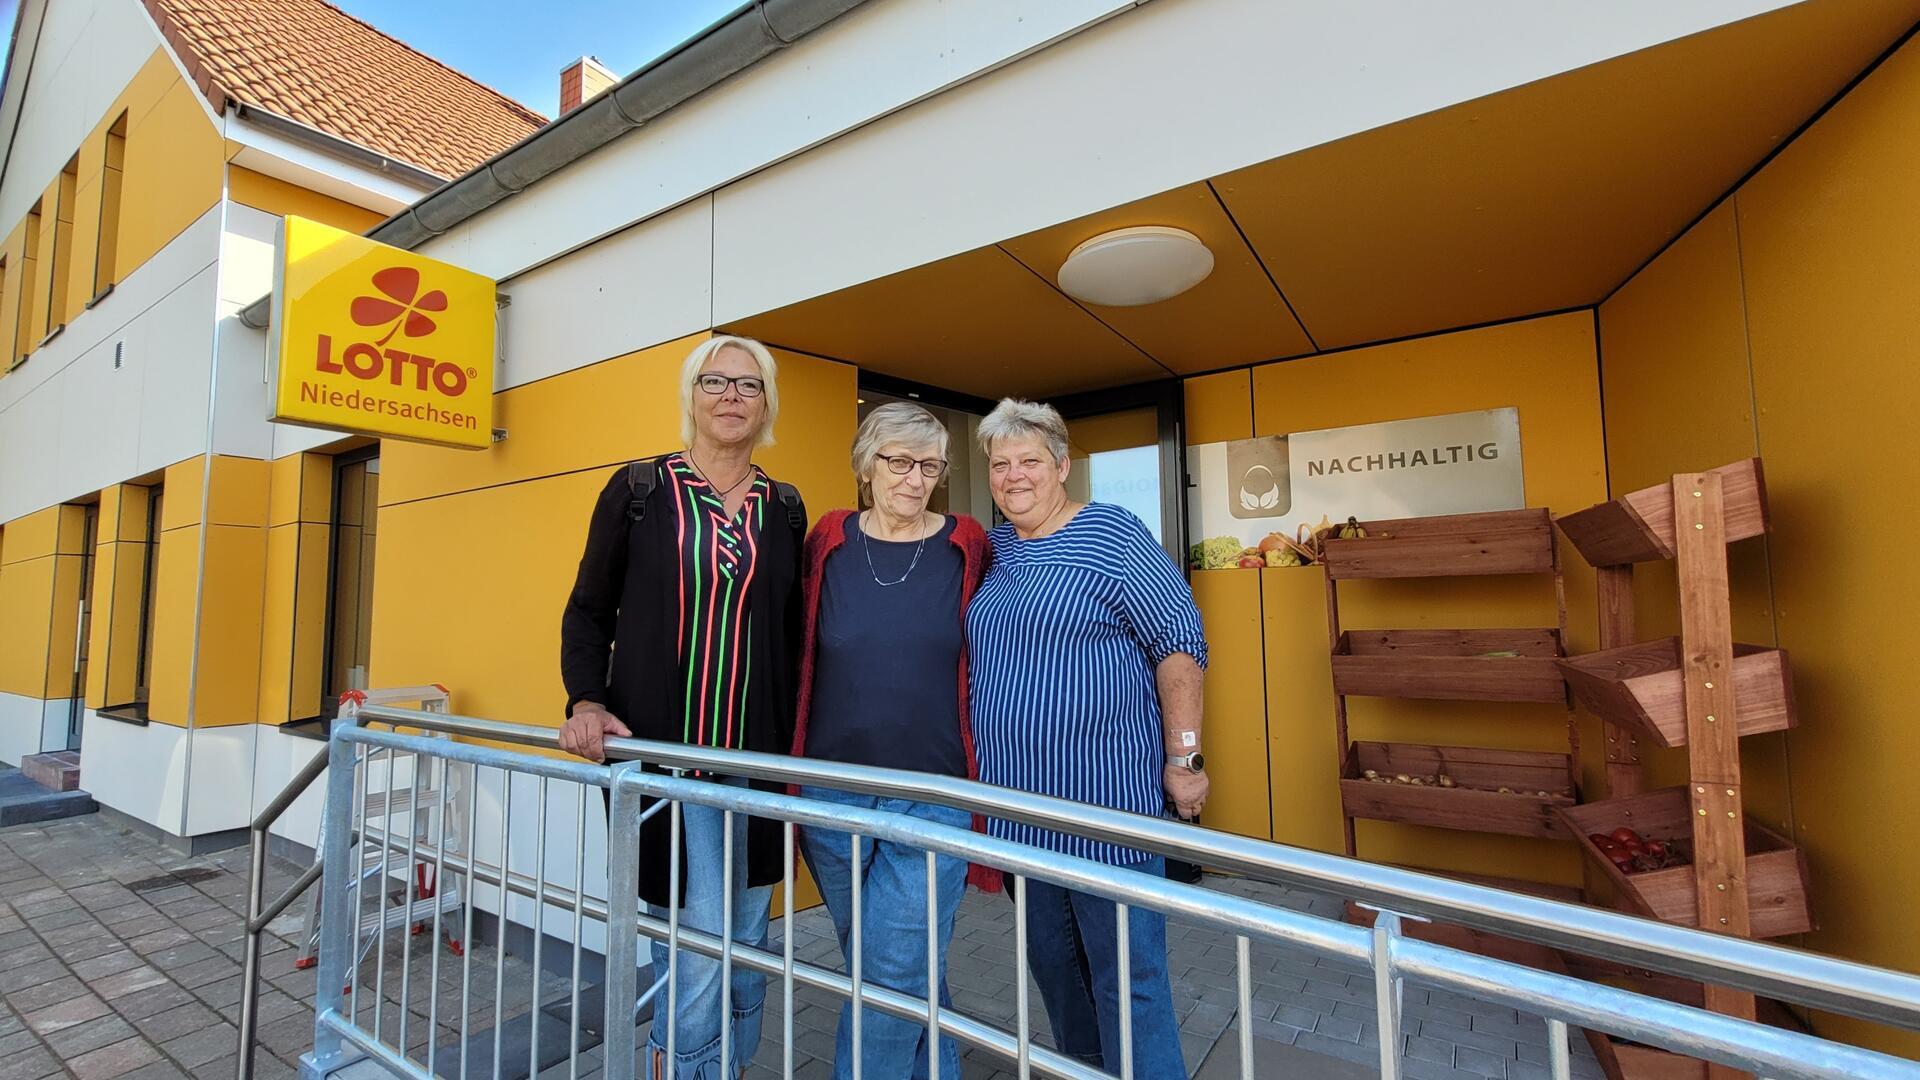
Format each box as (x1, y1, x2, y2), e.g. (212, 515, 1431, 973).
(663, 453, 769, 750)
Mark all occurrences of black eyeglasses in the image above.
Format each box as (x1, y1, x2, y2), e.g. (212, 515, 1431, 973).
(877, 454, 949, 478)
(695, 374, 765, 398)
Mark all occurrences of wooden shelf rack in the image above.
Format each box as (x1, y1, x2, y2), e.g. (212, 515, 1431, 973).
(1549, 458, 1812, 1080)
(1322, 508, 1579, 856)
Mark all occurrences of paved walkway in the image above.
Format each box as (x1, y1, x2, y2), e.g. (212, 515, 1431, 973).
(0, 812, 1605, 1079)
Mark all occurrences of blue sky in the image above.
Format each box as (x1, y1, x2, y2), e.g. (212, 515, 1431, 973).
(327, 0, 742, 119)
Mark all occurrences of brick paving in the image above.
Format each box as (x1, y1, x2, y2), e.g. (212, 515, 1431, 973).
(1, 813, 1604, 1079)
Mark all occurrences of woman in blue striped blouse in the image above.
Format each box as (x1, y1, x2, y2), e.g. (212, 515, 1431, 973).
(966, 398, 1210, 1078)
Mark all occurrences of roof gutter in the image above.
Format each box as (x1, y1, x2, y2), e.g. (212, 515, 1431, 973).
(232, 102, 448, 191)
(369, 0, 870, 251)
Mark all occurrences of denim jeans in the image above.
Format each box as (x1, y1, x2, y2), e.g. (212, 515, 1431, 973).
(644, 778, 772, 1080)
(798, 786, 972, 1080)
(1021, 855, 1186, 1079)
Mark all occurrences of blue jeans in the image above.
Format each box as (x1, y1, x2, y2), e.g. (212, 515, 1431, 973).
(1022, 855, 1186, 1079)
(644, 779, 772, 1080)
(798, 786, 971, 1080)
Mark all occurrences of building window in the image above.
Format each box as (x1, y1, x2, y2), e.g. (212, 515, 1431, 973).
(46, 155, 78, 334)
(94, 115, 125, 295)
(11, 201, 39, 368)
(322, 449, 378, 712)
(133, 486, 164, 708)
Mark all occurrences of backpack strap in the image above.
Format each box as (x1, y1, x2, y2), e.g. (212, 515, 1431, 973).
(773, 481, 804, 533)
(626, 457, 661, 523)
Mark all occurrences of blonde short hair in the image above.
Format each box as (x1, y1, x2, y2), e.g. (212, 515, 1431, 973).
(977, 397, 1069, 464)
(679, 335, 780, 448)
(852, 402, 949, 505)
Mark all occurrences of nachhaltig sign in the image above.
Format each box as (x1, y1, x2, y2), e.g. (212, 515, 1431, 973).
(266, 216, 497, 450)
(1187, 407, 1525, 550)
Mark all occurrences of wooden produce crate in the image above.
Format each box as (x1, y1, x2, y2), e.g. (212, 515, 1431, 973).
(1333, 628, 1568, 702)
(1340, 741, 1576, 840)
(1557, 788, 1812, 939)
(1557, 637, 1795, 748)
(1322, 508, 1556, 580)
(1555, 458, 1768, 566)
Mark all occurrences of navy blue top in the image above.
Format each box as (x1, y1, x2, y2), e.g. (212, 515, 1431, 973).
(967, 503, 1208, 865)
(805, 514, 967, 777)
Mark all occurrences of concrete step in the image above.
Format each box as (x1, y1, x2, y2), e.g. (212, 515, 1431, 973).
(21, 750, 81, 792)
(0, 766, 97, 827)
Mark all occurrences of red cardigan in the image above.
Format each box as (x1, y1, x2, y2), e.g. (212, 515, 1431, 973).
(790, 509, 1000, 893)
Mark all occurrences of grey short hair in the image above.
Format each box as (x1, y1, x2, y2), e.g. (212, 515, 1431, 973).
(978, 398, 1069, 464)
(852, 402, 949, 504)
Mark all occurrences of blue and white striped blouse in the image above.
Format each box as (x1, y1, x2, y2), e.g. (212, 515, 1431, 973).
(966, 502, 1209, 865)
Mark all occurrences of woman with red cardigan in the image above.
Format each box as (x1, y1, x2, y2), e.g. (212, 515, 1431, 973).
(789, 401, 995, 1080)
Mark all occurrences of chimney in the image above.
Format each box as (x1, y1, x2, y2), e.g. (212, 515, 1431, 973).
(559, 56, 617, 114)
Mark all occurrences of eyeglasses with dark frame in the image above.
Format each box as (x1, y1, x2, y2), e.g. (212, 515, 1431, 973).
(695, 374, 765, 398)
(876, 454, 949, 479)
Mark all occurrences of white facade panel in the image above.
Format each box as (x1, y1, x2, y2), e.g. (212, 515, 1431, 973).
(132, 263, 219, 478)
(708, 0, 1802, 322)
(181, 723, 258, 834)
(422, 0, 1138, 281)
(79, 713, 186, 829)
(0, 690, 44, 766)
(0, 205, 221, 522)
(255, 724, 328, 849)
(0, 0, 166, 227)
(496, 196, 714, 391)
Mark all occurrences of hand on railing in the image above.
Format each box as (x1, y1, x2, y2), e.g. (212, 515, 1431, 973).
(558, 702, 631, 763)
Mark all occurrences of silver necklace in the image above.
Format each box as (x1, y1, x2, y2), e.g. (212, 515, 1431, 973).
(861, 511, 931, 587)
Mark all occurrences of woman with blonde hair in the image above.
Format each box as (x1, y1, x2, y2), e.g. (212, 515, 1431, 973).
(560, 334, 807, 1079)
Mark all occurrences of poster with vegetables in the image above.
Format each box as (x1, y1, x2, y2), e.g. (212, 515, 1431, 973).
(1186, 407, 1524, 570)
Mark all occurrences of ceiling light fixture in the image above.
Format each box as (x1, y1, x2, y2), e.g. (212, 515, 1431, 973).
(1056, 226, 1214, 307)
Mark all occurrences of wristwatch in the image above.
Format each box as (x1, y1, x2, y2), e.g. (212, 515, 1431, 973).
(1169, 751, 1206, 771)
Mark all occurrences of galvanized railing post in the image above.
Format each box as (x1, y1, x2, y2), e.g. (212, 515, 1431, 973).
(603, 763, 644, 1080)
(1370, 908, 1408, 1080)
(300, 733, 360, 1078)
(237, 817, 270, 1080)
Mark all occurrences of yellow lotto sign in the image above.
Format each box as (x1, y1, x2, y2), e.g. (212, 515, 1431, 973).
(268, 216, 496, 449)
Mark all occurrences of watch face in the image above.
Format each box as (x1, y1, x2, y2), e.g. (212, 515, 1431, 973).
(1190, 753, 1206, 771)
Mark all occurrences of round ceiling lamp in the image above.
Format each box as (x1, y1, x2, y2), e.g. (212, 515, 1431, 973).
(1056, 226, 1215, 307)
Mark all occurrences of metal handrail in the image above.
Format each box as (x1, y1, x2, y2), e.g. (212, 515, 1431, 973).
(351, 701, 1920, 1038)
(238, 687, 451, 1080)
(300, 722, 1920, 1080)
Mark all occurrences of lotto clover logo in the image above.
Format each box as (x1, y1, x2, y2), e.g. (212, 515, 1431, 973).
(350, 267, 449, 346)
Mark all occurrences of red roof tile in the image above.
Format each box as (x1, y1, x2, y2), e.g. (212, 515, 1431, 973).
(144, 0, 547, 179)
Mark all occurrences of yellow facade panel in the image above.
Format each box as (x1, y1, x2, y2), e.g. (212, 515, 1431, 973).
(191, 525, 267, 726)
(96, 543, 148, 708)
(0, 557, 54, 696)
(112, 484, 155, 542)
(208, 455, 270, 528)
(96, 485, 124, 544)
(146, 526, 199, 726)
(68, 173, 102, 312)
(1718, 33, 1920, 1057)
(229, 167, 384, 234)
(117, 74, 222, 282)
(162, 457, 203, 532)
(41, 553, 85, 698)
(268, 453, 332, 528)
(291, 522, 330, 719)
(55, 504, 89, 554)
(1, 505, 61, 564)
(1189, 571, 1270, 841)
(256, 525, 299, 724)
(300, 454, 334, 524)
(1183, 369, 1253, 446)
(379, 333, 708, 507)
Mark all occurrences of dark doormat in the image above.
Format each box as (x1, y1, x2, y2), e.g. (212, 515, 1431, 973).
(1197, 1034, 1378, 1079)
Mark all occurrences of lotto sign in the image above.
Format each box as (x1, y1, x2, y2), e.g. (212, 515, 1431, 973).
(267, 216, 496, 449)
